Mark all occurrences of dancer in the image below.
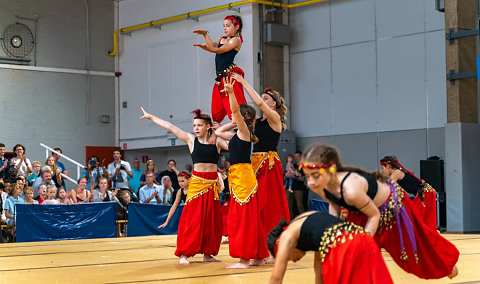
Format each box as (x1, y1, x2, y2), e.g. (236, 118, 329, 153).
(140, 107, 226, 265)
(300, 144, 459, 280)
(231, 73, 290, 241)
(215, 77, 269, 268)
(380, 155, 437, 230)
(158, 171, 191, 229)
(267, 211, 393, 284)
(193, 15, 247, 122)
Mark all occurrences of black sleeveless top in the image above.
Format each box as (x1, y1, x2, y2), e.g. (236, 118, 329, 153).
(323, 171, 378, 212)
(215, 40, 238, 72)
(252, 119, 280, 152)
(180, 188, 187, 203)
(296, 212, 343, 251)
(397, 171, 423, 195)
(228, 134, 251, 165)
(191, 137, 219, 164)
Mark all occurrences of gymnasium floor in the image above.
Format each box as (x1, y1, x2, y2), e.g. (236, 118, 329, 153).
(0, 234, 478, 283)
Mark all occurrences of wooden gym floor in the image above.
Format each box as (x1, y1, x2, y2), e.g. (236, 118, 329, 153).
(0, 233, 478, 283)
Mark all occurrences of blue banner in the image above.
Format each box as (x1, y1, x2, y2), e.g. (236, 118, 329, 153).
(127, 203, 183, 236)
(309, 199, 329, 213)
(16, 202, 117, 242)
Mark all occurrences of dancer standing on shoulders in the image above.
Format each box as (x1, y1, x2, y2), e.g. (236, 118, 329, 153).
(193, 15, 247, 122)
(215, 77, 269, 268)
(231, 73, 290, 242)
(300, 144, 458, 280)
(140, 107, 226, 265)
(380, 155, 437, 231)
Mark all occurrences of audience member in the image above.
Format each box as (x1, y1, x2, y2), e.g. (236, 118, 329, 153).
(184, 164, 192, 173)
(159, 159, 180, 190)
(43, 186, 60, 205)
(92, 177, 118, 202)
(23, 187, 38, 204)
(27, 161, 41, 186)
(116, 189, 131, 235)
(0, 143, 8, 179)
(128, 158, 143, 195)
(10, 144, 32, 178)
(139, 160, 160, 187)
(35, 184, 48, 204)
(284, 154, 295, 193)
(285, 151, 308, 219)
(107, 150, 133, 190)
(0, 182, 8, 224)
(56, 187, 73, 204)
(46, 156, 63, 189)
(4, 184, 25, 225)
(220, 156, 230, 172)
(160, 176, 174, 205)
(33, 169, 56, 197)
(82, 156, 108, 189)
(138, 171, 162, 204)
(53, 148, 68, 189)
(70, 177, 90, 203)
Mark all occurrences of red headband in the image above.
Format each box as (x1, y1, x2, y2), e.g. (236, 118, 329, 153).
(380, 161, 422, 182)
(224, 16, 243, 42)
(178, 172, 191, 179)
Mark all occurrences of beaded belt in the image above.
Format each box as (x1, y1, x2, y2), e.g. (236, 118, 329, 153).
(319, 222, 366, 262)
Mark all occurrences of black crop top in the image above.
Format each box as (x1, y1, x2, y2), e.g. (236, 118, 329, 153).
(228, 134, 251, 165)
(295, 212, 343, 251)
(191, 137, 220, 164)
(323, 171, 378, 212)
(215, 40, 238, 72)
(252, 119, 280, 152)
(397, 171, 423, 195)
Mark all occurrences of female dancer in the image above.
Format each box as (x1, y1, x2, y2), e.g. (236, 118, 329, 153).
(215, 77, 269, 268)
(380, 155, 437, 230)
(267, 211, 393, 284)
(140, 107, 227, 264)
(193, 15, 247, 122)
(158, 171, 191, 229)
(300, 144, 459, 279)
(231, 73, 290, 241)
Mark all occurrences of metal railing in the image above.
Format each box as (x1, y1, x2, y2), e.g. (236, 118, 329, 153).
(40, 143, 85, 186)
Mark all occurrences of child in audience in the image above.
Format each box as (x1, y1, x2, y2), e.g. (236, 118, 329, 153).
(284, 154, 295, 193)
(35, 184, 48, 204)
(27, 161, 42, 186)
(117, 189, 131, 236)
(0, 182, 7, 224)
(43, 186, 60, 204)
(56, 187, 73, 204)
(4, 184, 25, 225)
(24, 187, 38, 204)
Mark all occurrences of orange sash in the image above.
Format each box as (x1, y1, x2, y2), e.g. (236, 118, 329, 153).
(186, 174, 220, 203)
(251, 151, 280, 175)
(228, 163, 258, 205)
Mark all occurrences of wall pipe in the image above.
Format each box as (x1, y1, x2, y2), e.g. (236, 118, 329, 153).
(108, 0, 328, 56)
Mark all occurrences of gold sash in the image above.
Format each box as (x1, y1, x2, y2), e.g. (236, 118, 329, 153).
(251, 151, 280, 175)
(228, 163, 258, 205)
(185, 174, 220, 203)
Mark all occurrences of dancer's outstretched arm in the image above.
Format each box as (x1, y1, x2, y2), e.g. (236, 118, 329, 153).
(269, 222, 301, 284)
(140, 107, 195, 145)
(222, 76, 250, 141)
(215, 122, 236, 141)
(158, 189, 182, 229)
(193, 31, 241, 54)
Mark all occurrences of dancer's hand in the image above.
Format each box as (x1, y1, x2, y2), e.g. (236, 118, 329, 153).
(193, 43, 208, 50)
(212, 121, 221, 130)
(158, 222, 168, 229)
(192, 29, 207, 35)
(220, 76, 235, 95)
(230, 72, 245, 85)
(140, 107, 153, 120)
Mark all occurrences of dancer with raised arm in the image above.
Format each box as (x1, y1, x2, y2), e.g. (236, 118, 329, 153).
(267, 212, 393, 284)
(300, 144, 459, 280)
(140, 107, 226, 265)
(380, 155, 437, 230)
(215, 77, 269, 269)
(193, 15, 247, 122)
(231, 73, 290, 243)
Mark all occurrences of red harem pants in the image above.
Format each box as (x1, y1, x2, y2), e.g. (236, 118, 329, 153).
(411, 184, 437, 231)
(252, 152, 290, 241)
(228, 163, 269, 260)
(211, 67, 247, 122)
(322, 232, 393, 284)
(348, 192, 459, 279)
(174, 171, 223, 257)
(222, 200, 230, 236)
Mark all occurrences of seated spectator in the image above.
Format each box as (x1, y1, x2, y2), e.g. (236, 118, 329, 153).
(92, 177, 118, 202)
(27, 161, 41, 186)
(160, 176, 174, 205)
(43, 186, 60, 204)
(128, 158, 143, 195)
(82, 156, 108, 189)
(53, 147, 68, 189)
(139, 160, 160, 187)
(10, 144, 32, 178)
(0, 143, 8, 179)
(0, 182, 8, 224)
(107, 150, 133, 190)
(24, 187, 38, 204)
(33, 169, 56, 197)
(138, 171, 162, 204)
(45, 156, 63, 189)
(159, 159, 180, 190)
(35, 184, 48, 204)
(4, 184, 25, 226)
(70, 177, 90, 203)
(116, 189, 131, 236)
(56, 187, 73, 204)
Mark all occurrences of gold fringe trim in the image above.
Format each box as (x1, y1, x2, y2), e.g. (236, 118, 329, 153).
(251, 151, 280, 175)
(185, 175, 220, 203)
(318, 222, 366, 262)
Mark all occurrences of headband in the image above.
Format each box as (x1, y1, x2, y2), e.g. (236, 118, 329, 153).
(224, 16, 243, 42)
(264, 88, 278, 102)
(178, 172, 191, 179)
(380, 161, 423, 182)
(191, 109, 212, 124)
(299, 163, 335, 174)
(272, 226, 288, 256)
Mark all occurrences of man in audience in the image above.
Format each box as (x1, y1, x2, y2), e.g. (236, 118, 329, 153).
(128, 158, 143, 195)
(159, 159, 180, 190)
(53, 147, 68, 188)
(220, 156, 230, 172)
(107, 150, 133, 190)
(32, 169, 56, 197)
(0, 143, 8, 179)
(138, 172, 162, 204)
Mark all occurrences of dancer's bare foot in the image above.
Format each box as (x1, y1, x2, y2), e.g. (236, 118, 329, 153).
(179, 255, 190, 265)
(227, 259, 250, 269)
(448, 265, 458, 279)
(249, 258, 265, 266)
(264, 257, 275, 265)
(203, 254, 221, 262)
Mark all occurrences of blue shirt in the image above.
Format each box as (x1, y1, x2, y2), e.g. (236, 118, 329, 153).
(4, 195, 25, 222)
(81, 168, 105, 189)
(27, 173, 39, 186)
(128, 168, 144, 193)
(139, 184, 162, 204)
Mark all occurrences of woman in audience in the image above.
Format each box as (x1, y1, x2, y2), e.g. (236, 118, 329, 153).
(140, 160, 160, 187)
(46, 156, 63, 189)
(10, 144, 32, 178)
(160, 176, 174, 205)
(56, 187, 73, 204)
(159, 171, 191, 229)
(140, 106, 227, 265)
(82, 156, 108, 189)
(70, 177, 91, 203)
(43, 186, 60, 204)
(91, 177, 118, 202)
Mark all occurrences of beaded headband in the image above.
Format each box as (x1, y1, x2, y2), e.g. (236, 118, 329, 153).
(380, 161, 422, 182)
(299, 163, 335, 174)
